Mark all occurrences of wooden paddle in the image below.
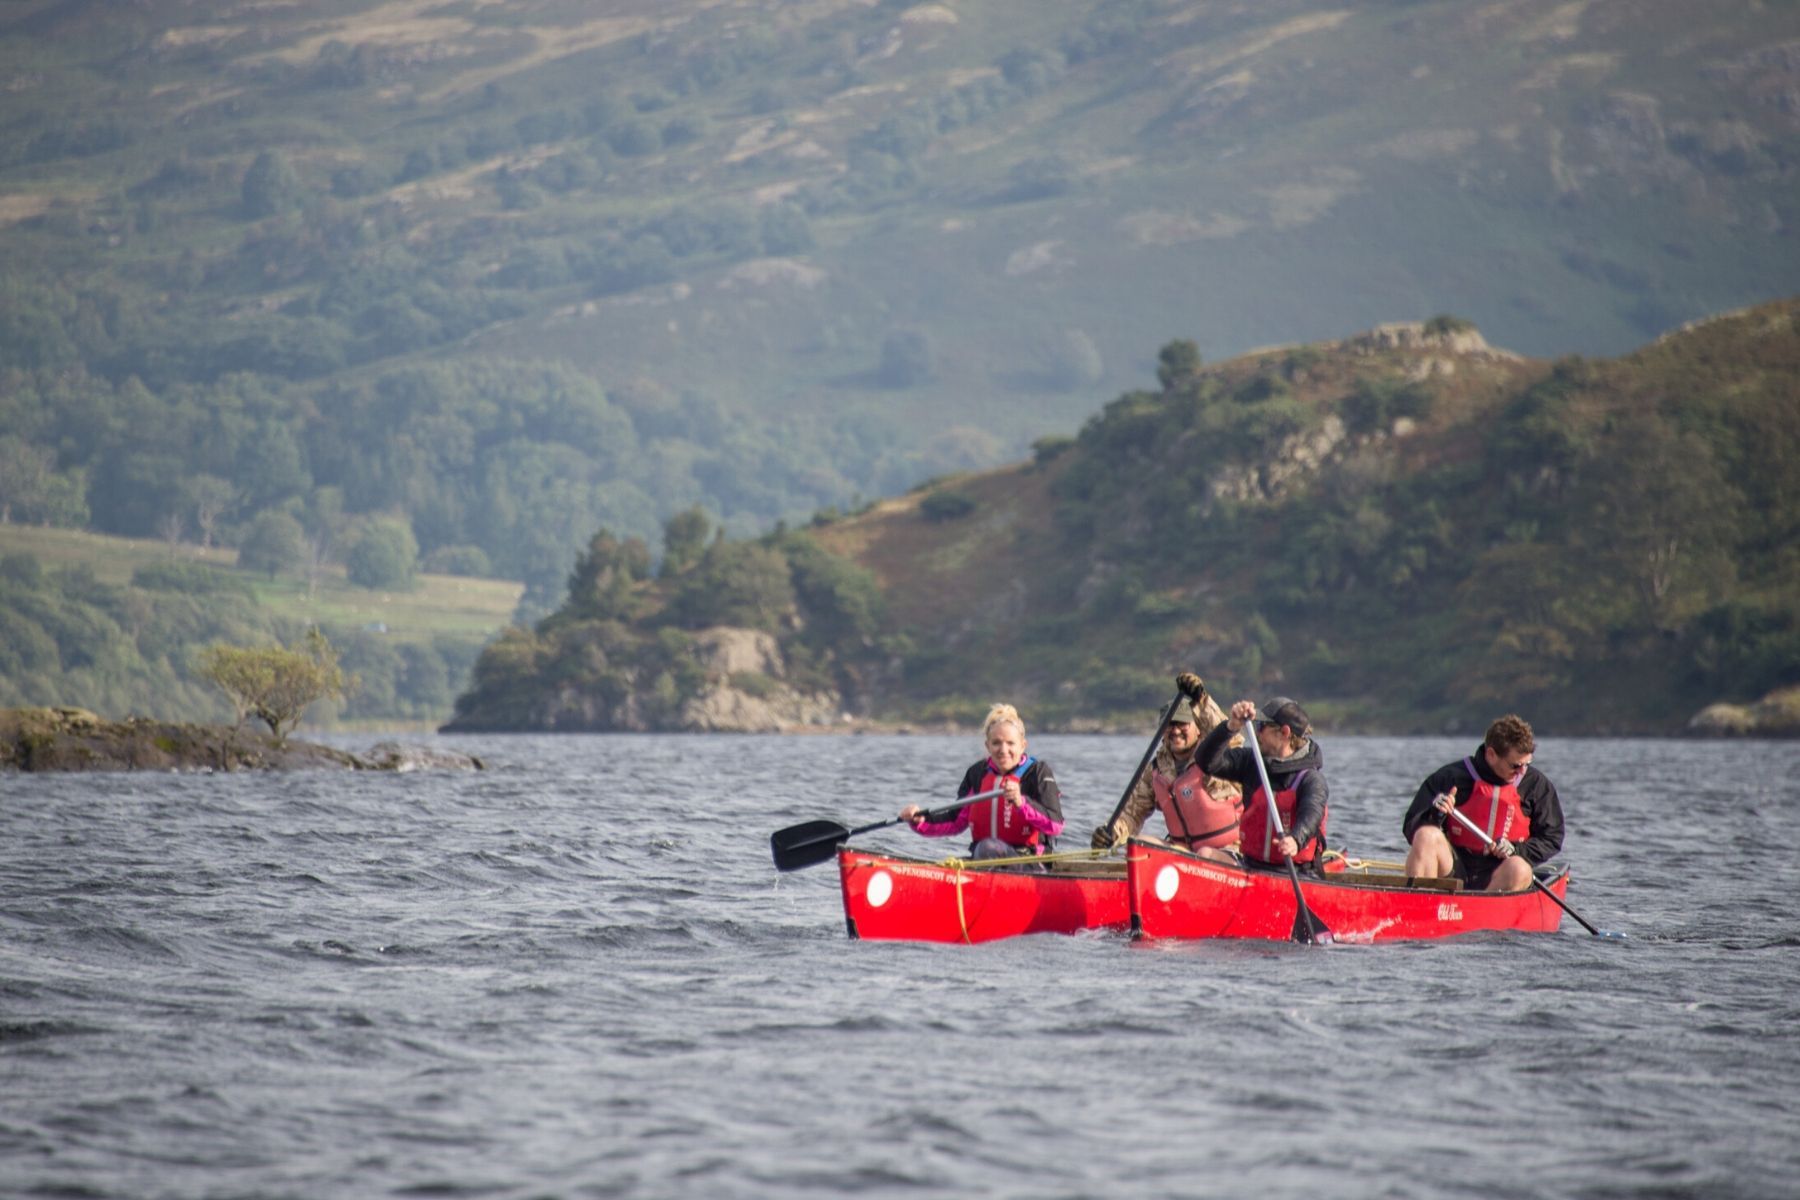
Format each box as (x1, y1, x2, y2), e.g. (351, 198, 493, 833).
(769, 788, 1004, 872)
(1442, 805, 1623, 938)
(1093, 690, 1186, 849)
(1242, 717, 1327, 945)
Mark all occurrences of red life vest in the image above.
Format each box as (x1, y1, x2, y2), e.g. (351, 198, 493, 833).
(1446, 756, 1531, 853)
(1153, 760, 1240, 849)
(1240, 769, 1325, 865)
(970, 757, 1041, 850)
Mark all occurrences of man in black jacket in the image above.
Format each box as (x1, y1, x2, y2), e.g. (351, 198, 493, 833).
(1402, 714, 1565, 892)
(1196, 695, 1329, 868)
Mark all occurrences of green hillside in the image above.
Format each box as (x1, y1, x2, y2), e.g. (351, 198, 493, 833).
(0, 524, 520, 726)
(450, 300, 1800, 735)
(2, 0, 1797, 617)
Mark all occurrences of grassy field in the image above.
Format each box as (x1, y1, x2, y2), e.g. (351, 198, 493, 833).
(0, 524, 523, 646)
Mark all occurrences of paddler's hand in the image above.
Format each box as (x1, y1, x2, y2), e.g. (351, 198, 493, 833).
(1431, 790, 1455, 816)
(1176, 671, 1206, 700)
(1226, 699, 1257, 731)
(1275, 834, 1299, 860)
(999, 778, 1022, 806)
(1090, 824, 1117, 850)
(899, 804, 923, 825)
(1491, 837, 1515, 859)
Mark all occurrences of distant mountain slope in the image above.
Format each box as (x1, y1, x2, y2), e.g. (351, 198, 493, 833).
(3, 0, 1798, 610)
(449, 298, 1800, 735)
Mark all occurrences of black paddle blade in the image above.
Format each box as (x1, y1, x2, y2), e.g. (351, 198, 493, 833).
(770, 819, 852, 872)
(1291, 904, 1332, 946)
(1288, 910, 1332, 949)
(1284, 876, 1331, 945)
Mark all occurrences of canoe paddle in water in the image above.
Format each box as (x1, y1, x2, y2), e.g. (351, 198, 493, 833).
(1242, 720, 1328, 946)
(769, 788, 1004, 872)
(1442, 806, 1624, 939)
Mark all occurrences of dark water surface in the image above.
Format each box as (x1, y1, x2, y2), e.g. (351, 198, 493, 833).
(3, 733, 1796, 1199)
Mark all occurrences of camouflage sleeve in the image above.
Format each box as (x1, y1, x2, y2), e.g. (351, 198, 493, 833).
(1196, 695, 1243, 803)
(1114, 758, 1160, 841)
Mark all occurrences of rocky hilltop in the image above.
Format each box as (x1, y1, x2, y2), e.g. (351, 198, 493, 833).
(1, 708, 484, 773)
(447, 301, 1800, 737)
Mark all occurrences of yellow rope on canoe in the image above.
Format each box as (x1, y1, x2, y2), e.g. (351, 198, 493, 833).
(937, 847, 1115, 871)
(935, 845, 1407, 874)
(942, 857, 974, 943)
(1340, 855, 1406, 872)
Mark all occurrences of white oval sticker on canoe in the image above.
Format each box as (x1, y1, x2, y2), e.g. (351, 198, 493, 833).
(866, 870, 893, 908)
(1155, 864, 1180, 903)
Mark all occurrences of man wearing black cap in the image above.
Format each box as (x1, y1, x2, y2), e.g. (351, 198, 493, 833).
(1090, 674, 1241, 857)
(1194, 695, 1330, 868)
(1401, 714, 1564, 892)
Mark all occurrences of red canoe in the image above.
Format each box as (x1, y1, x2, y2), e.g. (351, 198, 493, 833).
(1127, 837, 1570, 943)
(837, 847, 1129, 943)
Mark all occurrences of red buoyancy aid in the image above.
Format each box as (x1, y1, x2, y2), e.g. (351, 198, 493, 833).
(1153, 760, 1241, 849)
(1240, 769, 1325, 865)
(971, 756, 1041, 849)
(1446, 756, 1531, 853)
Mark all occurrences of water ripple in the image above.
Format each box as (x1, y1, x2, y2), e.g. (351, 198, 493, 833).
(2, 733, 1797, 1198)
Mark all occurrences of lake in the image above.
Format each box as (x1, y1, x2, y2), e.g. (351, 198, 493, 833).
(3, 732, 1796, 1199)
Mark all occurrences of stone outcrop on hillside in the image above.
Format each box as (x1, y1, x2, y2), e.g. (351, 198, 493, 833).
(1, 707, 484, 772)
(505, 626, 847, 733)
(678, 628, 844, 732)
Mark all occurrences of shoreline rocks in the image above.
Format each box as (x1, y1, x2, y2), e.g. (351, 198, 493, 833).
(1, 707, 483, 773)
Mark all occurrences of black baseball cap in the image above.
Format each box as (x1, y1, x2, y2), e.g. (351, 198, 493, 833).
(1253, 696, 1311, 736)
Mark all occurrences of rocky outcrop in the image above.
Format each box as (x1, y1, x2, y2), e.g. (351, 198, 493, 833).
(1, 707, 484, 772)
(513, 627, 849, 732)
(359, 741, 487, 771)
(677, 627, 844, 732)
(1337, 321, 1520, 361)
(1208, 413, 1350, 504)
(1686, 688, 1800, 737)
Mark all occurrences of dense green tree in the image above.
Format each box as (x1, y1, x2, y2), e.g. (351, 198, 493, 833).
(237, 510, 307, 579)
(660, 507, 711, 576)
(1157, 340, 1201, 391)
(561, 529, 650, 621)
(344, 518, 420, 590)
(667, 541, 795, 631)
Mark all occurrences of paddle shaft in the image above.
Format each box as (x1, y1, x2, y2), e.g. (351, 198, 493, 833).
(1242, 718, 1322, 945)
(1442, 805, 1606, 937)
(1102, 690, 1186, 832)
(885, 787, 1007, 835)
(769, 788, 1008, 872)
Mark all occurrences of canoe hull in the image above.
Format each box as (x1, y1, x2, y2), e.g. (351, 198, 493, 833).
(1127, 838, 1569, 943)
(837, 848, 1129, 943)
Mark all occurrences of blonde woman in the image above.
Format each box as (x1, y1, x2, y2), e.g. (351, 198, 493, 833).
(898, 704, 1065, 859)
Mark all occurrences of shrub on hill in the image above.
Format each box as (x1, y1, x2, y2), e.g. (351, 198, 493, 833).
(131, 561, 255, 598)
(237, 511, 308, 580)
(345, 519, 420, 591)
